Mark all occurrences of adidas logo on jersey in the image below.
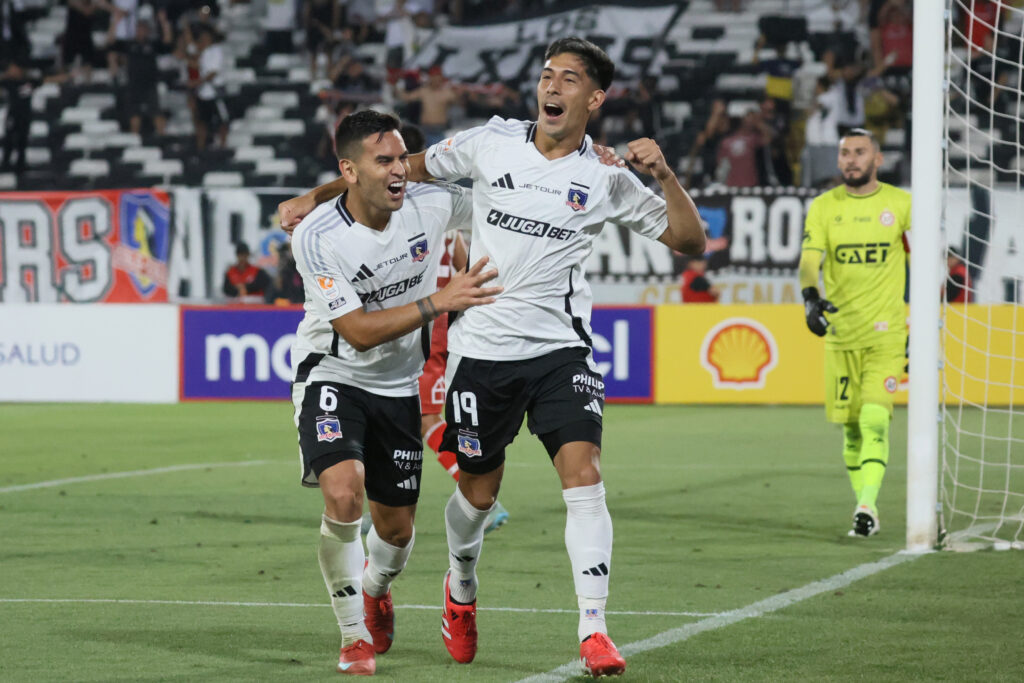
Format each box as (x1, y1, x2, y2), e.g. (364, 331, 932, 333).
(396, 475, 418, 490)
(350, 264, 374, 283)
(490, 172, 515, 189)
(583, 399, 603, 416)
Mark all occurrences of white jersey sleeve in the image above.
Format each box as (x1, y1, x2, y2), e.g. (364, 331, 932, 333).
(291, 224, 362, 321)
(606, 170, 669, 241)
(424, 116, 532, 183)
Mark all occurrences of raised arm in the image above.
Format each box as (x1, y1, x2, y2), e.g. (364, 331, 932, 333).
(624, 138, 705, 255)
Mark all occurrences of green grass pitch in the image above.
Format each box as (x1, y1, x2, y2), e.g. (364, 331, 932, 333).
(1, 403, 1021, 682)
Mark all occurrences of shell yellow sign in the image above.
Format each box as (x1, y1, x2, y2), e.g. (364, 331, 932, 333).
(700, 318, 778, 389)
(654, 304, 909, 405)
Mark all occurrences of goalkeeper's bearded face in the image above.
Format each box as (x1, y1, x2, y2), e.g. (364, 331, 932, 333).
(838, 135, 882, 188)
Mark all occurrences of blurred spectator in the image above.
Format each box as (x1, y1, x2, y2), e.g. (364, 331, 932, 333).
(681, 255, 720, 303)
(223, 242, 272, 301)
(109, 9, 174, 137)
(345, 0, 375, 44)
(0, 0, 30, 65)
(759, 98, 793, 185)
(395, 65, 459, 145)
(802, 76, 841, 186)
(946, 250, 973, 303)
(963, 0, 1000, 54)
(874, 0, 912, 72)
(753, 34, 801, 123)
(106, 0, 140, 80)
(825, 57, 867, 137)
(1, 61, 67, 175)
(717, 109, 770, 187)
(381, 0, 432, 74)
(399, 122, 425, 154)
(630, 75, 661, 139)
(191, 27, 228, 150)
(685, 98, 730, 188)
(264, 0, 296, 53)
(304, 0, 340, 80)
(807, 0, 862, 34)
(0, 61, 36, 175)
(329, 56, 380, 98)
(62, 0, 100, 82)
(273, 242, 305, 304)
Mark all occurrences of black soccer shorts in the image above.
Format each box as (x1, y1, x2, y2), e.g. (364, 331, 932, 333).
(439, 346, 604, 475)
(293, 381, 424, 507)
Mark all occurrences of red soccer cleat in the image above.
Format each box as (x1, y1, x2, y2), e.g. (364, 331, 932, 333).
(363, 590, 395, 654)
(336, 639, 376, 676)
(441, 570, 477, 663)
(580, 632, 626, 677)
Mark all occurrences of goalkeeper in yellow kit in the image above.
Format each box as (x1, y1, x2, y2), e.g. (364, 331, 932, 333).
(800, 129, 911, 537)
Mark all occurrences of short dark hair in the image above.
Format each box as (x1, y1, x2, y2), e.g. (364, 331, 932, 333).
(334, 109, 402, 160)
(544, 37, 614, 90)
(399, 124, 426, 154)
(842, 127, 880, 151)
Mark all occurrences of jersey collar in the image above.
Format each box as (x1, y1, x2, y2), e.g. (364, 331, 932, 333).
(526, 121, 590, 156)
(335, 192, 354, 226)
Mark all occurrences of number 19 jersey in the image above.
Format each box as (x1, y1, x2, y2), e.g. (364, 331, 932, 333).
(424, 116, 669, 361)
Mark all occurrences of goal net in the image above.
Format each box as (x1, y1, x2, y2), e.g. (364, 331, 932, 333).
(940, 0, 1024, 550)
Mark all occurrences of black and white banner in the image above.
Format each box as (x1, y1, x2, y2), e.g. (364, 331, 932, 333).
(408, 5, 684, 83)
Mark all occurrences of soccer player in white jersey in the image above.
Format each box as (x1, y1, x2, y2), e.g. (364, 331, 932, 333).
(281, 37, 705, 677)
(289, 110, 501, 676)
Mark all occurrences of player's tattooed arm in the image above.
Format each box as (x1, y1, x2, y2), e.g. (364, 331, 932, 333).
(278, 153, 435, 232)
(625, 137, 706, 255)
(330, 257, 501, 351)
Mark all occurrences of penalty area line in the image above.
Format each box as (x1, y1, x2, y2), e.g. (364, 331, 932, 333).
(0, 598, 721, 618)
(515, 550, 921, 683)
(0, 460, 274, 494)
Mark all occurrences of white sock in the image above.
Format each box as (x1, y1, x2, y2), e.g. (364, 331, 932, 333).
(363, 525, 414, 598)
(318, 514, 371, 647)
(444, 487, 492, 603)
(563, 483, 612, 641)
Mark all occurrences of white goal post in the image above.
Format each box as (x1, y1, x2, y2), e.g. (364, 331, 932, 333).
(906, 0, 944, 552)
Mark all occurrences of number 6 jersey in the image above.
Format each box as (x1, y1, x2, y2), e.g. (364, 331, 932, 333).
(290, 182, 472, 396)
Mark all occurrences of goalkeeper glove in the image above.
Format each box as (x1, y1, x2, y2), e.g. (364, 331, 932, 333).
(802, 287, 838, 337)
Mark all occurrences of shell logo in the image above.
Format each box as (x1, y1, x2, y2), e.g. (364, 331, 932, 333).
(700, 318, 779, 390)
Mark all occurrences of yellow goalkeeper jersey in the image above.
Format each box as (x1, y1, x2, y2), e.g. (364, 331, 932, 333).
(802, 182, 911, 349)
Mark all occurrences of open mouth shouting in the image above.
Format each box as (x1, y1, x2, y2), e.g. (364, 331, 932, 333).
(386, 179, 406, 201)
(542, 101, 565, 123)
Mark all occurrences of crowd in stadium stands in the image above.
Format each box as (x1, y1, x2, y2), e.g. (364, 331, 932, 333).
(1, 0, 1019, 194)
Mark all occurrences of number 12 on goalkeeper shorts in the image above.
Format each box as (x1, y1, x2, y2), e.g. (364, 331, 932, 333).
(451, 391, 479, 426)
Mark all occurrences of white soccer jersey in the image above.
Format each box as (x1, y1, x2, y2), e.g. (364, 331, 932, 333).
(425, 116, 669, 361)
(290, 182, 472, 395)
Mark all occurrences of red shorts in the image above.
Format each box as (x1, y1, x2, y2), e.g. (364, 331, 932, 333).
(418, 313, 448, 415)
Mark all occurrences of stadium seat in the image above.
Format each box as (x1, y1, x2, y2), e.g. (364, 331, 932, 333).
(143, 159, 185, 184)
(81, 120, 120, 136)
(255, 158, 298, 182)
(260, 91, 300, 109)
(69, 159, 111, 178)
(202, 171, 245, 187)
(234, 146, 276, 162)
(0, 173, 16, 190)
(122, 147, 164, 163)
(60, 107, 101, 124)
(65, 133, 105, 156)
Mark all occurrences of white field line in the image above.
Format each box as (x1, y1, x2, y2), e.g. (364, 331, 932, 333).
(0, 598, 721, 618)
(0, 460, 274, 494)
(515, 550, 921, 683)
